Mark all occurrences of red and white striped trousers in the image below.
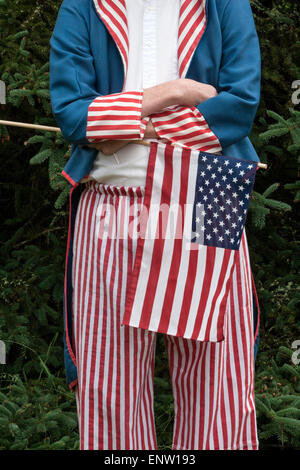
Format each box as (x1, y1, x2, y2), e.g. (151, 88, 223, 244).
(72, 181, 258, 450)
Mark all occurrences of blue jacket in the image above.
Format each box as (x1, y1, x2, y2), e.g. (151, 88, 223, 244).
(49, 0, 261, 388)
(50, 0, 261, 186)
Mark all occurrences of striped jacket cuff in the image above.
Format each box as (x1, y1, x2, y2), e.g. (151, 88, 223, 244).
(86, 90, 148, 142)
(150, 105, 222, 153)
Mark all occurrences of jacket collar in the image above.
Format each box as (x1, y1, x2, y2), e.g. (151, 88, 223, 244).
(92, 0, 207, 80)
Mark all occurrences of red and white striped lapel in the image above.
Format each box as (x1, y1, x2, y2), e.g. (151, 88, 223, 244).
(93, 0, 129, 80)
(92, 0, 207, 81)
(178, 0, 207, 78)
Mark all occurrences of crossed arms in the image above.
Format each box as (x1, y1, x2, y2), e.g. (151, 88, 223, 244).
(49, 0, 261, 157)
(87, 79, 219, 155)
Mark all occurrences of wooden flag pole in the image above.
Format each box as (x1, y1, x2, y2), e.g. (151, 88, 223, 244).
(0, 119, 61, 133)
(134, 139, 268, 170)
(0, 119, 268, 169)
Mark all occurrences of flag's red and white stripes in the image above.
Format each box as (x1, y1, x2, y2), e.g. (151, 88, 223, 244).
(86, 90, 149, 142)
(72, 181, 258, 450)
(122, 142, 235, 342)
(151, 105, 222, 153)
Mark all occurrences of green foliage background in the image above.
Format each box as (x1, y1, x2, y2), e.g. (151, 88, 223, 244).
(0, 0, 299, 450)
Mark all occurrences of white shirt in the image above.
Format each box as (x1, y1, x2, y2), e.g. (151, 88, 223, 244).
(85, 0, 180, 186)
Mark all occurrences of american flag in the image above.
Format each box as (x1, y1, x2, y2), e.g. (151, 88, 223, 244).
(122, 141, 258, 342)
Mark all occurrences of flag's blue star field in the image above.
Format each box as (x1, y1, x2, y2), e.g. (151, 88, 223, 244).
(191, 152, 257, 250)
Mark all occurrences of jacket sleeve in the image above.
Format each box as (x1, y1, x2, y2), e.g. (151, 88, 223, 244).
(150, 105, 222, 153)
(151, 0, 261, 152)
(49, 0, 149, 145)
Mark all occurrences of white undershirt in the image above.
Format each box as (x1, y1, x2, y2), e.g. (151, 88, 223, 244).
(85, 0, 180, 186)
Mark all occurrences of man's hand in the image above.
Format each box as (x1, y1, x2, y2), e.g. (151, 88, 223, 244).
(175, 78, 218, 108)
(86, 139, 131, 155)
(141, 79, 218, 118)
(86, 119, 159, 155)
(144, 119, 159, 139)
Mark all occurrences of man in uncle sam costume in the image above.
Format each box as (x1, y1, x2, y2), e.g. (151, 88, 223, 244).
(49, 0, 261, 450)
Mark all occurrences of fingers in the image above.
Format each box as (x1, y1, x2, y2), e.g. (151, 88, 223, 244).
(84, 142, 104, 150)
(144, 119, 159, 139)
(85, 141, 125, 152)
(94, 139, 131, 155)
